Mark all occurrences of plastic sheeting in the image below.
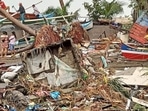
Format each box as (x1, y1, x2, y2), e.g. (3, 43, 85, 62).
(35, 56, 79, 86)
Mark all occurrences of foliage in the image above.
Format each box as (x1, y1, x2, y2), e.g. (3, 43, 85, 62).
(61, 0, 73, 15)
(83, 0, 124, 21)
(133, 104, 146, 111)
(128, 0, 148, 10)
(128, 0, 138, 9)
(43, 6, 63, 16)
(108, 77, 130, 99)
(43, 0, 79, 22)
(44, 0, 77, 16)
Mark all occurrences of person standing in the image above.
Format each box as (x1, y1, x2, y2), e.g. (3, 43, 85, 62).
(0, 31, 9, 57)
(0, 0, 10, 12)
(32, 4, 40, 19)
(9, 31, 16, 56)
(17, 3, 25, 23)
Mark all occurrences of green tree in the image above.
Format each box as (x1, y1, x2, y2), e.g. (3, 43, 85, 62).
(128, 0, 148, 22)
(43, 6, 63, 16)
(43, 0, 80, 22)
(83, 0, 124, 21)
(128, 0, 148, 10)
(44, 0, 75, 16)
(61, 0, 73, 15)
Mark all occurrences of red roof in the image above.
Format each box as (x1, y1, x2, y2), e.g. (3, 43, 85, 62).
(129, 23, 148, 44)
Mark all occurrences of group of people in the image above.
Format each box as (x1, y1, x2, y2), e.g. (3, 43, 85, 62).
(0, 0, 41, 23)
(0, 31, 16, 57)
(17, 3, 41, 23)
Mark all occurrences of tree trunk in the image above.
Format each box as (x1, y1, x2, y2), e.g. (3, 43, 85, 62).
(0, 8, 36, 36)
(59, 0, 65, 9)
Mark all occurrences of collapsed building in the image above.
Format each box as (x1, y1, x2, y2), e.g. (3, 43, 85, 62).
(0, 9, 148, 110)
(0, 20, 132, 111)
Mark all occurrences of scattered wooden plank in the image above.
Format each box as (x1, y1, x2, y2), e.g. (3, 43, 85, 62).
(132, 97, 148, 107)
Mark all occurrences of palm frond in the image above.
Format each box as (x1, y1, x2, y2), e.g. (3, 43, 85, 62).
(108, 77, 130, 99)
(65, 0, 74, 8)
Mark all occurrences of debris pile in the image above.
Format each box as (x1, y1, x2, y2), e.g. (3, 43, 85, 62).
(68, 22, 90, 44)
(0, 37, 130, 111)
(1, 21, 148, 111)
(34, 25, 61, 48)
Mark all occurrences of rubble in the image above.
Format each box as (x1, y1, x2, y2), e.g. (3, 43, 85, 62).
(0, 21, 148, 111)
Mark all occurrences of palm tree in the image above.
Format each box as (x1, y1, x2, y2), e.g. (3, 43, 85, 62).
(100, 0, 124, 19)
(59, 0, 65, 9)
(44, 6, 63, 16)
(44, 0, 75, 16)
(84, 0, 124, 21)
(44, 0, 79, 22)
(59, 0, 74, 15)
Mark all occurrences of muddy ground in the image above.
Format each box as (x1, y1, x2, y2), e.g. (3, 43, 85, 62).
(88, 25, 116, 39)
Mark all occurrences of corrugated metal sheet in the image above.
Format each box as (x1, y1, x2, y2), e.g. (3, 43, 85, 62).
(129, 23, 148, 44)
(129, 11, 148, 44)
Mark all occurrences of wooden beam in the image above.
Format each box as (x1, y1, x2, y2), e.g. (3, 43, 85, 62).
(0, 8, 36, 36)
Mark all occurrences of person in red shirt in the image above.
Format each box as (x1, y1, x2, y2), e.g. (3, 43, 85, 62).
(0, 0, 10, 12)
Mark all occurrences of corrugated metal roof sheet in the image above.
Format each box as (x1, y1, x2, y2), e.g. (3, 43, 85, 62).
(129, 11, 148, 44)
(129, 23, 148, 44)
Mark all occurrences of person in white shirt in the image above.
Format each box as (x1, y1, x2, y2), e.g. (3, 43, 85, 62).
(9, 31, 16, 56)
(32, 4, 40, 18)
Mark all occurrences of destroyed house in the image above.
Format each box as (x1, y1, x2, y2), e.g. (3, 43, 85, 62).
(21, 39, 81, 86)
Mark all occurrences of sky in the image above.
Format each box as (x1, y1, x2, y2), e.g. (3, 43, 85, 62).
(3, 0, 132, 17)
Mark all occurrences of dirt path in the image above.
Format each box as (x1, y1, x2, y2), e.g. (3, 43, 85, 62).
(88, 25, 116, 39)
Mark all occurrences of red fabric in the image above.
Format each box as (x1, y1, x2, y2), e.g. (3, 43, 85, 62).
(0, 1, 6, 9)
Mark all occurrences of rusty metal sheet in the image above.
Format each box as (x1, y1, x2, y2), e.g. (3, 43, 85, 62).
(34, 25, 60, 48)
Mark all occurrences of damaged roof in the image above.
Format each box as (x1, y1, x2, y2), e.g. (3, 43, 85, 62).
(129, 11, 148, 44)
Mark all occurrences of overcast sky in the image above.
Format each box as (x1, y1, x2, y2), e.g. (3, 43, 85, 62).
(3, 0, 132, 17)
